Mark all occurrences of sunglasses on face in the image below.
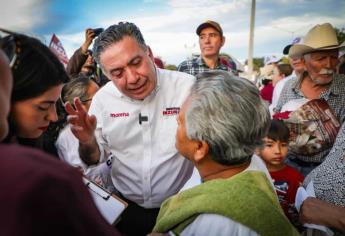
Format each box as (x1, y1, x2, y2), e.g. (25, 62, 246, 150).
(0, 28, 18, 68)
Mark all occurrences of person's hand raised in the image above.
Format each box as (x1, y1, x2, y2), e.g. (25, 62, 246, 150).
(65, 97, 97, 144)
(81, 28, 96, 54)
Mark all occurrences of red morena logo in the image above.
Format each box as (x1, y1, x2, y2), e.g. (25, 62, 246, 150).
(163, 107, 180, 116)
(110, 112, 129, 118)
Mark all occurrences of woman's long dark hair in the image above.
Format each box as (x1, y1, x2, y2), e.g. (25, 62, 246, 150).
(10, 34, 69, 102)
(3, 32, 69, 156)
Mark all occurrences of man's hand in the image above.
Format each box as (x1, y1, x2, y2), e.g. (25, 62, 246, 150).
(65, 97, 97, 144)
(300, 197, 345, 233)
(81, 28, 96, 54)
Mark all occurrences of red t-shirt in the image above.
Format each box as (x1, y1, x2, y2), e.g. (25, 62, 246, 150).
(260, 83, 274, 104)
(269, 165, 304, 217)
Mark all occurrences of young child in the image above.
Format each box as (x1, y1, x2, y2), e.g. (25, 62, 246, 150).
(256, 119, 304, 223)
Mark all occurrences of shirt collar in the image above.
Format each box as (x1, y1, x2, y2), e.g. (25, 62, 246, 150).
(197, 56, 227, 70)
(293, 72, 342, 97)
(326, 74, 343, 96)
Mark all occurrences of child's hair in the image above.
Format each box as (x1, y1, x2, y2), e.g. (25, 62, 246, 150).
(267, 119, 290, 142)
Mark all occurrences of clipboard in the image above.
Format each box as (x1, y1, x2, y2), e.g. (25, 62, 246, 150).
(83, 177, 127, 225)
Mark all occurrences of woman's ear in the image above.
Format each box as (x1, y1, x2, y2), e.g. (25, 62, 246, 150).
(193, 140, 209, 163)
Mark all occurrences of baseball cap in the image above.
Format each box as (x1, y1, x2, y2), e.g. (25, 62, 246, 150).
(196, 20, 223, 36)
(283, 37, 302, 55)
(264, 55, 280, 65)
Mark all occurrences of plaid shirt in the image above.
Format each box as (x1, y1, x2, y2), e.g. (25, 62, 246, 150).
(177, 56, 233, 76)
(274, 73, 345, 163)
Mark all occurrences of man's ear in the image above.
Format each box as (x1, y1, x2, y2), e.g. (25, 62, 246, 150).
(193, 140, 209, 163)
(147, 46, 154, 60)
(221, 36, 226, 47)
(301, 57, 307, 71)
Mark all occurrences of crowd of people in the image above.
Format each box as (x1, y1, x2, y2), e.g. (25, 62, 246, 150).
(0, 20, 344, 236)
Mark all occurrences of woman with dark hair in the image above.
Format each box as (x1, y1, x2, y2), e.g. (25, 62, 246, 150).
(1, 29, 69, 156)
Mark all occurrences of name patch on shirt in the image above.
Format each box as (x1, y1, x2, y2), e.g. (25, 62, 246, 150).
(163, 107, 180, 116)
(110, 112, 129, 118)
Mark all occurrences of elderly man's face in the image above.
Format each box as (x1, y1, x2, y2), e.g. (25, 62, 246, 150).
(175, 97, 199, 161)
(199, 27, 225, 58)
(100, 36, 156, 100)
(303, 49, 339, 85)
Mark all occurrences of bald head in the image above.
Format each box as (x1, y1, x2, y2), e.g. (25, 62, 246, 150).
(0, 49, 13, 141)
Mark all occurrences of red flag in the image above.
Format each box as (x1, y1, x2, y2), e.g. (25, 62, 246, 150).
(49, 34, 69, 67)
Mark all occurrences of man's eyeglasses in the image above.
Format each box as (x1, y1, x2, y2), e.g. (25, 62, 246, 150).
(0, 28, 18, 68)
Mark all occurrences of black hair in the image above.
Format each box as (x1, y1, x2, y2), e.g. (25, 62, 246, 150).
(93, 22, 147, 67)
(266, 119, 290, 142)
(261, 78, 271, 86)
(2, 33, 69, 156)
(11, 34, 69, 102)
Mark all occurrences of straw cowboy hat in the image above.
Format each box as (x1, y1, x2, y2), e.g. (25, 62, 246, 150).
(289, 23, 345, 58)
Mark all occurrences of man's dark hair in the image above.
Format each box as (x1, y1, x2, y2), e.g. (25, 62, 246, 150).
(267, 119, 290, 142)
(93, 22, 147, 67)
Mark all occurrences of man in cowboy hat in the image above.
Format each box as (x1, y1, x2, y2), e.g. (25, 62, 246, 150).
(273, 23, 345, 176)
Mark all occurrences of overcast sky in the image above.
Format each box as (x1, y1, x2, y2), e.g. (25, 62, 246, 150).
(1, 0, 344, 65)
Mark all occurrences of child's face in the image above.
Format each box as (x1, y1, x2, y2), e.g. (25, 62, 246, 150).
(258, 137, 288, 167)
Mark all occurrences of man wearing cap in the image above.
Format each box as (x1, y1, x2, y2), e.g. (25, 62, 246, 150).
(274, 23, 345, 176)
(177, 20, 234, 76)
(264, 55, 280, 66)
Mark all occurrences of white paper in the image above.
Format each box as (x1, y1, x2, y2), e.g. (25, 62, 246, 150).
(83, 177, 127, 225)
(295, 182, 334, 236)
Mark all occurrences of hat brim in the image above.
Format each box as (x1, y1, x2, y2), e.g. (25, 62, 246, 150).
(283, 44, 292, 55)
(289, 44, 345, 58)
(196, 23, 222, 36)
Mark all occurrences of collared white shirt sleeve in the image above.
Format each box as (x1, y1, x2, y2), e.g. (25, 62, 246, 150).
(55, 125, 88, 170)
(178, 214, 259, 236)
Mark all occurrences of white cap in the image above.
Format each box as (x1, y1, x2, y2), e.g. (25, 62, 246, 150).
(264, 55, 280, 65)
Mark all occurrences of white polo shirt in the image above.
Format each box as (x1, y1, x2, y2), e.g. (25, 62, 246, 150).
(89, 68, 196, 208)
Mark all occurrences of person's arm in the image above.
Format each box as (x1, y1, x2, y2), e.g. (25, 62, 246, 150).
(300, 197, 345, 234)
(66, 48, 89, 78)
(66, 29, 96, 78)
(65, 97, 100, 165)
(38, 165, 120, 235)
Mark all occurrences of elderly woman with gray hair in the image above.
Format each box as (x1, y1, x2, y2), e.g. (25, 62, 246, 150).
(55, 76, 114, 190)
(151, 71, 299, 236)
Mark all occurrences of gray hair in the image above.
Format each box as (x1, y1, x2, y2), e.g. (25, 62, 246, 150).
(185, 71, 270, 165)
(92, 22, 147, 68)
(61, 76, 94, 106)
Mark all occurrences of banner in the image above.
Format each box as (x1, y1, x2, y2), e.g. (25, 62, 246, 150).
(49, 34, 69, 67)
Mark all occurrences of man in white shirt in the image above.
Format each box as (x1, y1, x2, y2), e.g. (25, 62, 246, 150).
(65, 22, 195, 235)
